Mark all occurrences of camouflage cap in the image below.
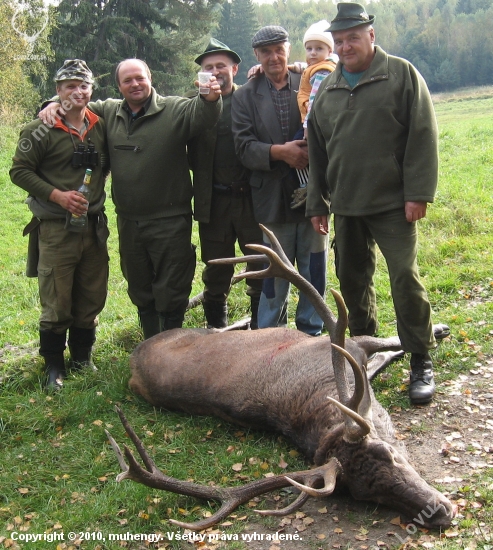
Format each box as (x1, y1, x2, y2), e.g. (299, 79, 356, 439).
(54, 59, 94, 84)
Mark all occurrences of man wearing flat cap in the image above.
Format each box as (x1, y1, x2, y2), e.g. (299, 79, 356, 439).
(307, 3, 440, 404)
(10, 59, 110, 389)
(232, 26, 327, 336)
(187, 38, 263, 328)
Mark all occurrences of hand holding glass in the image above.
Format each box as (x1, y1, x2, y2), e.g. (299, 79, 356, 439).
(198, 72, 213, 95)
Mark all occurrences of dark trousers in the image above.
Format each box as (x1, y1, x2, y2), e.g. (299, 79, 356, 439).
(117, 214, 196, 314)
(333, 209, 435, 353)
(199, 191, 263, 302)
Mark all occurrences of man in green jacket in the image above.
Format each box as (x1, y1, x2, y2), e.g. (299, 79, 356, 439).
(307, 3, 439, 404)
(188, 39, 263, 328)
(40, 59, 222, 338)
(11, 59, 110, 389)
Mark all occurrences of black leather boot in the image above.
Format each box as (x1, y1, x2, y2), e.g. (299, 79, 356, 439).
(159, 306, 186, 331)
(409, 353, 435, 404)
(138, 307, 161, 339)
(68, 326, 97, 371)
(39, 329, 67, 390)
(202, 300, 227, 329)
(250, 295, 260, 330)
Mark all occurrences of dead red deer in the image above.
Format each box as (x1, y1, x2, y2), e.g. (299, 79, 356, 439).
(106, 225, 455, 531)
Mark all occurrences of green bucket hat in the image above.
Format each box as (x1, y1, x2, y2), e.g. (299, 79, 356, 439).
(195, 38, 241, 65)
(54, 59, 94, 84)
(328, 3, 375, 32)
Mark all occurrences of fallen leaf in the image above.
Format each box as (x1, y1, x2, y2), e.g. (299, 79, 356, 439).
(390, 516, 401, 525)
(278, 455, 288, 469)
(232, 463, 243, 472)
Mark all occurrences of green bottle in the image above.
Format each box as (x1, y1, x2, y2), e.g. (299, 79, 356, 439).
(70, 168, 92, 227)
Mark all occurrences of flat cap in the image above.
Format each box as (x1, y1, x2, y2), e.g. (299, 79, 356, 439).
(54, 59, 94, 84)
(328, 3, 375, 32)
(251, 26, 289, 48)
(195, 38, 241, 65)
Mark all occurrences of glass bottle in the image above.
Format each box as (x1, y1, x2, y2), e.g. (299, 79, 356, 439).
(70, 168, 92, 227)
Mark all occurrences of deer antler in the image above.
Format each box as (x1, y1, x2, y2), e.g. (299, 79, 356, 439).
(209, 225, 338, 334)
(209, 224, 367, 441)
(106, 407, 342, 530)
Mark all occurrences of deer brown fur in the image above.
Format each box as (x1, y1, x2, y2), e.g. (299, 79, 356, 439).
(108, 225, 455, 532)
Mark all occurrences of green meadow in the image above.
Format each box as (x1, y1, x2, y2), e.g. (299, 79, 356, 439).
(0, 87, 492, 549)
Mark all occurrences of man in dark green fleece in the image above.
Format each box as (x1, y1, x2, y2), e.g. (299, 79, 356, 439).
(40, 59, 222, 338)
(11, 59, 110, 389)
(307, 3, 439, 405)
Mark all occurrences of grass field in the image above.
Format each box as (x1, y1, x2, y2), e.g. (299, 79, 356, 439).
(0, 86, 492, 549)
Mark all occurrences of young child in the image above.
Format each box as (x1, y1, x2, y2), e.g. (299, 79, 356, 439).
(291, 20, 337, 209)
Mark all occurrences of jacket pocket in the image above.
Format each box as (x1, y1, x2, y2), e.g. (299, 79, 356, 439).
(114, 145, 141, 152)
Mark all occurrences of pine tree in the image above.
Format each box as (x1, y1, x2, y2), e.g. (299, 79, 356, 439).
(46, 0, 221, 99)
(217, 0, 259, 84)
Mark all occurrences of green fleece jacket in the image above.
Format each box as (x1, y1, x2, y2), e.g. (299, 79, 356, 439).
(10, 109, 108, 216)
(89, 88, 222, 221)
(306, 46, 438, 217)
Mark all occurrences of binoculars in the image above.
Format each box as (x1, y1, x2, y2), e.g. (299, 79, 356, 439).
(72, 143, 99, 169)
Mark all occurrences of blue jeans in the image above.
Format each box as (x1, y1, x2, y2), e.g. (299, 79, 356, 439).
(258, 220, 328, 335)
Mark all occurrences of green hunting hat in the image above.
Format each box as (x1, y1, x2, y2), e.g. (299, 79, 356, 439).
(195, 38, 241, 65)
(328, 3, 375, 32)
(54, 59, 94, 84)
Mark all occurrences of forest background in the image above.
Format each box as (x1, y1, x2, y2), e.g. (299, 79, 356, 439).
(1, 0, 493, 124)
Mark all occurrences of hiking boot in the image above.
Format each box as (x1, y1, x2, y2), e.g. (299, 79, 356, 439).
(159, 306, 187, 331)
(39, 329, 67, 390)
(203, 300, 228, 329)
(68, 327, 97, 371)
(138, 307, 161, 340)
(250, 295, 260, 330)
(290, 187, 307, 209)
(409, 353, 435, 404)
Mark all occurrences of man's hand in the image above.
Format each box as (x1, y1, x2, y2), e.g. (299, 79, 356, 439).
(287, 62, 307, 74)
(270, 140, 308, 170)
(49, 188, 88, 215)
(38, 102, 64, 126)
(311, 215, 329, 235)
(247, 64, 262, 79)
(196, 76, 222, 102)
(405, 201, 427, 222)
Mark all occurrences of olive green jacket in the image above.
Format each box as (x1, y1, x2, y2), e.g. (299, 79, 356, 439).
(89, 88, 222, 221)
(306, 46, 438, 217)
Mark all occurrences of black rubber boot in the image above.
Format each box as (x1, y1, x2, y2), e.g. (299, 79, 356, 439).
(409, 352, 435, 404)
(250, 295, 260, 330)
(68, 326, 97, 371)
(138, 307, 161, 340)
(39, 329, 67, 390)
(202, 300, 228, 329)
(159, 306, 186, 331)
